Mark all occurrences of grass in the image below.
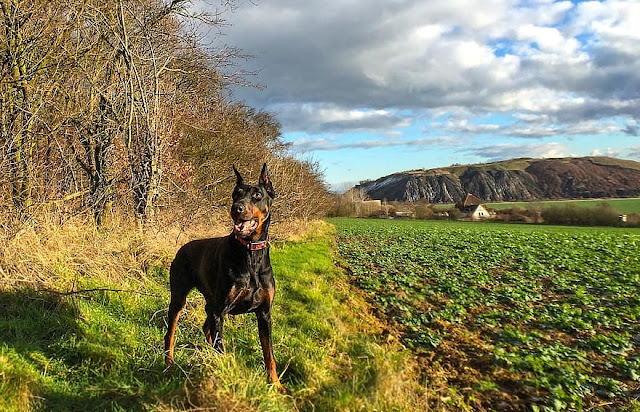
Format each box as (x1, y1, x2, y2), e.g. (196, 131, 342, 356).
(431, 197, 640, 214)
(0, 219, 426, 411)
(487, 198, 640, 214)
(331, 218, 640, 411)
(441, 157, 534, 175)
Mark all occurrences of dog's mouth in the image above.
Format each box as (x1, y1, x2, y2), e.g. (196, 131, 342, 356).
(234, 218, 258, 237)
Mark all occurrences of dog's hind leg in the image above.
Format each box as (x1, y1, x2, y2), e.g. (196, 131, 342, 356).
(164, 285, 189, 365)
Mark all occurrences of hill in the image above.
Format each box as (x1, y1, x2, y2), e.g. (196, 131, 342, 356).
(355, 156, 640, 203)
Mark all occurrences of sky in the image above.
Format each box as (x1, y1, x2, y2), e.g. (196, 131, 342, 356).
(198, 0, 640, 190)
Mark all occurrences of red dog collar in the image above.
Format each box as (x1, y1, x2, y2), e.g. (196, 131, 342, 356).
(235, 234, 269, 251)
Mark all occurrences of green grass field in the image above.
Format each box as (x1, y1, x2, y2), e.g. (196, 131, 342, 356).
(331, 218, 640, 411)
(0, 222, 424, 411)
(486, 198, 640, 214)
(432, 197, 640, 214)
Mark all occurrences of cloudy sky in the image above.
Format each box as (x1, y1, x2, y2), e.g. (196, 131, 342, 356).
(201, 0, 639, 189)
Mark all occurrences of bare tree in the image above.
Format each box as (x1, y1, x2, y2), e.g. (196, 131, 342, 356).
(107, 0, 240, 226)
(0, 0, 332, 229)
(0, 0, 72, 217)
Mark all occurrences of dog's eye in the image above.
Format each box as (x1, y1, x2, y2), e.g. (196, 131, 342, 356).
(252, 192, 263, 200)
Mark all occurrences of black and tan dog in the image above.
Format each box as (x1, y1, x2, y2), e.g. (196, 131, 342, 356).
(164, 163, 285, 392)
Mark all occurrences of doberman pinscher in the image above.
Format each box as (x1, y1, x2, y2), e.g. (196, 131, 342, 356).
(164, 163, 286, 393)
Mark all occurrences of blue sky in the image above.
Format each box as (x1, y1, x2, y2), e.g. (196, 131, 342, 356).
(198, 0, 640, 190)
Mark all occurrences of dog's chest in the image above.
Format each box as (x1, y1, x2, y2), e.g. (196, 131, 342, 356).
(224, 270, 272, 315)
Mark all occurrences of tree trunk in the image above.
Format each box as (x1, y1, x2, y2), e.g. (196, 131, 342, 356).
(1, 0, 35, 216)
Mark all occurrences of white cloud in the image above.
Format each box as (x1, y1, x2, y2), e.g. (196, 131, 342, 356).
(385, 131, 405, 138)
(512, 113, 550, 122)
(516, 24, 579, 55)
(490, 89, 586, 112)
(440, 114, 626, 138)
(454, 40, 496, 68)
(505, 0, 573, 28)
(443, 118, 502, 134)
(292, 135, 462, 152)
(591, 147, 620, 157)
(574, 1, 640, 49)
(627, 146, 640, 159)
(275, 103, 413, 134)
(461, 142, 570, 161)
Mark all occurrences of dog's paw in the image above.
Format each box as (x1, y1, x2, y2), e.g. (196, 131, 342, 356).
(164, 354, 175, 366)
(273, 381, 289, 395)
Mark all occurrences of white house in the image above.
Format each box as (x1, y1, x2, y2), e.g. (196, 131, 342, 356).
(457, 193, 490, 220)
(464, 203, 490, 220)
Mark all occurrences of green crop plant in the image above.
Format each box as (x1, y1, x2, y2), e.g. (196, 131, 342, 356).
(331, 218, 640, 411)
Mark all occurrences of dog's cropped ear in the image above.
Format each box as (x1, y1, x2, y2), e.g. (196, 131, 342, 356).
(233, 165, 244, 186)
(259, 163, 276, 198)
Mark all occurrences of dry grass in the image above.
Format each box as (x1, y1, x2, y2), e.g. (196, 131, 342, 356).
(0, 214, 170, 290)
(0, 207, 312, 291)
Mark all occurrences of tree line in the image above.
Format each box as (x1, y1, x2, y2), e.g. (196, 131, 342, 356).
(0, 0, 330, 229)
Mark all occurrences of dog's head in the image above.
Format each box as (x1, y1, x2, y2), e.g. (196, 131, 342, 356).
(230, 163, 275, 240)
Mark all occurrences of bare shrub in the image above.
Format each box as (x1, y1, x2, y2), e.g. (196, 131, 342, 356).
(541, 202, 621, 226)
(328, 188, 369, 217)
(414, 203, 434, 220)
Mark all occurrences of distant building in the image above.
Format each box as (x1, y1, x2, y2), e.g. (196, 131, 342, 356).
(456, 193, 490, 220)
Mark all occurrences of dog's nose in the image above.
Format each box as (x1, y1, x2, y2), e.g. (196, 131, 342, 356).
(232, 203, 245, 214)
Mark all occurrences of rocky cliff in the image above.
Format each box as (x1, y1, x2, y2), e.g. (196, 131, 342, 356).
(355, 157, 640, 203)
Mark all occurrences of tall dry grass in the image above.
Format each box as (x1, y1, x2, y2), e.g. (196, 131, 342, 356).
(0, 210, 212, 291)
(0, 206, 319, 293)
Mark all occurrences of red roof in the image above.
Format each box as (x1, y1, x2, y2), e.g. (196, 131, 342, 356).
(458, 193, 484, 208)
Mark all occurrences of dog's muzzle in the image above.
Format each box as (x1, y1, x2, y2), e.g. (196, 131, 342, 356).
(234, 218, 258, 237)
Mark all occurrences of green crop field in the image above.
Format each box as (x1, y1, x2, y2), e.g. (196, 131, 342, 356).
(331, 218, 640, 411)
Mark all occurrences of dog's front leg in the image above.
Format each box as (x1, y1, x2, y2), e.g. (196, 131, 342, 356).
(256, 309, 287, 393)
(205, 304, 225, 353)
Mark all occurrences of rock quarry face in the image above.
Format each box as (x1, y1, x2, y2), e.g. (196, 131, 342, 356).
(403, 174, 464, 203)
(355, 157, 640, 203)
(459, 169, 542, 202)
